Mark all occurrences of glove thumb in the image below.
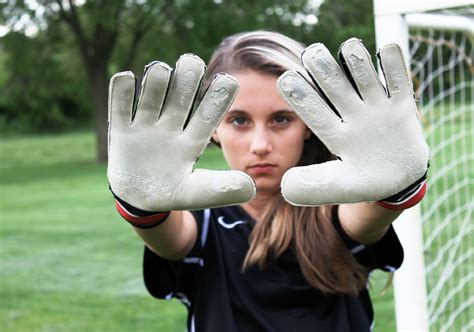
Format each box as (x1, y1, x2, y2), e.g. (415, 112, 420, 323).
(281, 161, 368, 206)
(177, 169, 256, 210)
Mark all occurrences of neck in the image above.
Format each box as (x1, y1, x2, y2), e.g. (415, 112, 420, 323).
(241, 189, 280, 222)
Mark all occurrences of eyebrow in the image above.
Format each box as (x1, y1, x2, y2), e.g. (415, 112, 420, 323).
(226, 109, 295, 115)
(226, 109, 248, 115)
(273, 109, 296, 115)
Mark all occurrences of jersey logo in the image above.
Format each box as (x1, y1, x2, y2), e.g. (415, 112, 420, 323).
(217, 216, 246, 229)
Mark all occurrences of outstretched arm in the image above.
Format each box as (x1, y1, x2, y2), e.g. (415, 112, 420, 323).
(277, 39, 429, 243)
(107, 55, 256, 259)
(133, 210, 197, 260)
(339, 203, 401, 244)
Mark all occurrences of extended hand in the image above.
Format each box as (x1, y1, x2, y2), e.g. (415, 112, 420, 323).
(277, 39, 429, 206)
(107, 55, 255, 211)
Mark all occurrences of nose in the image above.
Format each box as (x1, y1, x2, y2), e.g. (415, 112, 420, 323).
(250, 126, 272, 156)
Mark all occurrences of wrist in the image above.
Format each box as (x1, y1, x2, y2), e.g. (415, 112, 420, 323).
(376, 171, 428, 210)
(110, 188, 170, 229)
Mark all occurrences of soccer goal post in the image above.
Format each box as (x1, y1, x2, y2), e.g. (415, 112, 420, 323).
(374, 1, 473, 331)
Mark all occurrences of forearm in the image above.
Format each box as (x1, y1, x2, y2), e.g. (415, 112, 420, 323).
(338, 202, 403, 245)
(133, 210, 197, 261)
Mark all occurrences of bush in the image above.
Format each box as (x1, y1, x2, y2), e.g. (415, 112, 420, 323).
(0, 31, 91, 134)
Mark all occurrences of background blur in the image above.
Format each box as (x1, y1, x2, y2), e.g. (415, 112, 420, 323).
(0, 0, 377, 161)
(0, 0, 396, 331)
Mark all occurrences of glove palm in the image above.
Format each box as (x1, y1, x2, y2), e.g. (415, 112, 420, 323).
(108, 55, 255, 211)
(277, 39, 429, 206)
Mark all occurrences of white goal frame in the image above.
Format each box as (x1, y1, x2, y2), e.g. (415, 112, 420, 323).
(373, 1, 473, 331)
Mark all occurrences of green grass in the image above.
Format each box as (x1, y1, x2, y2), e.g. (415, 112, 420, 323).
(0, 132, 396, 331)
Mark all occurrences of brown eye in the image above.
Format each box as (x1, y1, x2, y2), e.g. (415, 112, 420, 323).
(273, 115, 290, 125)
(231, 117, 248, 126)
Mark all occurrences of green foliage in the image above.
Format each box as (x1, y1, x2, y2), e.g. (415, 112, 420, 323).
(0, 30, 90, 134)
(1, 0, 377, 135)
(314, 0, 376, 55)
(122, 0, 323, 73)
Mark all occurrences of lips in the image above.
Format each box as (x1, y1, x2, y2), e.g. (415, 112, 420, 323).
(248, 163, 277, 174)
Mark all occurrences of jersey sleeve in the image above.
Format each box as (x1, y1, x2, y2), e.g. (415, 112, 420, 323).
(142, 210, 206, 307)
(332, 206, 404, 272)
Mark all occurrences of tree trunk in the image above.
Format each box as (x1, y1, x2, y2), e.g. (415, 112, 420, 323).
(89, 65, 109, 163)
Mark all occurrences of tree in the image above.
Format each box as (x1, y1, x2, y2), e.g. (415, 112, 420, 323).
(1, 0, 376, 162)
(0, 29, 89, 132)
(314, 0, 376, 56)
(47, 0, 169, 162)
(2, 0, 318, 162)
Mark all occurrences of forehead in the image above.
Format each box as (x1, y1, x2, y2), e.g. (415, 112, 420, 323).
(229, 70, 292, 114)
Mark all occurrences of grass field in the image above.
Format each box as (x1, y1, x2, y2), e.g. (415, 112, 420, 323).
(0, 131, 396, 331)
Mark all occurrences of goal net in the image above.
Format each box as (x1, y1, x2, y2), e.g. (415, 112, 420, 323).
(410, 8, 473, 332)
(374, 1, 473, 331)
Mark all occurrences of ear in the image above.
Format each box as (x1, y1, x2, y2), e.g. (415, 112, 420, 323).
(212, 131, 220, 143)
(304, 127, 312, 140)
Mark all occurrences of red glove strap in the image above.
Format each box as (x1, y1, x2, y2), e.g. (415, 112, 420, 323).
(376, 181, 427, 210)
(115, 199, 170, 228)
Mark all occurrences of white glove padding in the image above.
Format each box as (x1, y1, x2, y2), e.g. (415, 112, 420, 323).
(107, 54, 256, 211)
(277, 38, 430, 206)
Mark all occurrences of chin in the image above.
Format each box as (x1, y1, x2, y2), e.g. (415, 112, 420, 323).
(254, 178, 281, 194)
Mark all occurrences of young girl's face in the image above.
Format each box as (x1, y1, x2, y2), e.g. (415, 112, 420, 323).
(213, 70, 311, 194)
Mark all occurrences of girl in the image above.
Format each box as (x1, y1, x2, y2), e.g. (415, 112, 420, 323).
(108, 30, 429, 331)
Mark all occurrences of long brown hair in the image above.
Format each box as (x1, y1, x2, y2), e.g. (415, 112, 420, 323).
(203, 31, 367, 294)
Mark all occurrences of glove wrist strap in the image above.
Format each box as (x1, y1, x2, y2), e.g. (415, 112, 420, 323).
(114, 199, 170, 229)
(111, 188, 170, 229)
(376, 172, 428, 210)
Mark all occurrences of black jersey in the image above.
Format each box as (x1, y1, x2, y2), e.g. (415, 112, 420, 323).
(143, 205, 403, 332)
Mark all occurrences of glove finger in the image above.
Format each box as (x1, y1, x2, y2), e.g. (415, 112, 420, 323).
(184, 73, 239, 143)
(302, 43, 363, 117)
(158, 54, 206, 131)
(281, 161, 370, 206)
(339, 38, 387, 101)
(179, 169, 256, 210)
(134, 61, 172, 126)
(277, 71, 342, 153)
(378, 44, 413, 101)
(108, 71, 136, 132)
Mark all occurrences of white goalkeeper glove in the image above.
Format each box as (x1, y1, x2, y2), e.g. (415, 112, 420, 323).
(277, 38, 430, 207)
(107, 54, 255, 215)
